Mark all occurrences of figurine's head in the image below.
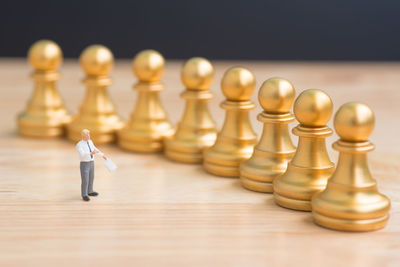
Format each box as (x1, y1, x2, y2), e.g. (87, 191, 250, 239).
(221, 67, 256, 101)
(294, 89, 333, 127)
(28, 40, 63, 71)
(258, 77, 295, 114)
(132, 49, 165, 82)
(79, 45, 114, 76)
(334, 102, 375, 142)
(181, 57, 214, 90)
(81, 129, 90, 141)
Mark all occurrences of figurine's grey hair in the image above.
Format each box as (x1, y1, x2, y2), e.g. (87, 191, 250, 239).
(81, 129, 90, 136)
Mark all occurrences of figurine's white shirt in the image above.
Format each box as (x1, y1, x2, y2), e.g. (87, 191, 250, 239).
(76, 139, 103, 162)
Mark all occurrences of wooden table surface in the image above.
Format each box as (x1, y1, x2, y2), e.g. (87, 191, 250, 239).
(0, 59, 399, 267)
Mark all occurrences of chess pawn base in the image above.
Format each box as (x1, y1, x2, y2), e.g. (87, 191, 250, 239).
(67, 111, 124, 144)
(118, 122, 173, 153)
(164, 130, 216, 163)
(312, 209, 389, 232)
(273, 126, 335, 211)
(18, 72, 71, 138)
(164, 147, 202, 163)
(312, 140, 390, 231)
(240, 174, 273, 193)
(67, 123, 122, 144)
(240, 113, 295, 193)
(240, 149, 294, 192)
(203, 141, 256, 177)
(18, 110, 71, 138)
(119, 141, 163, 153)
(203, 100, 257, 177)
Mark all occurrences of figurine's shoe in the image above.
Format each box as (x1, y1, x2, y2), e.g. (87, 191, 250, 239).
(82, 196, 90, 201)
(88, 192, 99, 196)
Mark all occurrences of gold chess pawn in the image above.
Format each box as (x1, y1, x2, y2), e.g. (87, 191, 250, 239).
(240, 78, 296, 193)
(118, 50, 173, 152)
(18, 40, 71, 137)
(164, 57, 217, 163)
(67, 45, 124, 144)
(312, 102, 390, 231)
(273, 89, 335, 211)
(203, 67, 257, 177)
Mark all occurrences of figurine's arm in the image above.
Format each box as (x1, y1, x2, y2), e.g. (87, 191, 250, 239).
(92, 143, 106, 159)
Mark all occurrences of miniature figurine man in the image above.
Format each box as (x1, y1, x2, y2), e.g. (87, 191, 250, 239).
(76, 129, 107, 201)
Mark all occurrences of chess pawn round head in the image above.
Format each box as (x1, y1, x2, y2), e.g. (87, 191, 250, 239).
(221, 67, 256, 101)
(258, 77, 295, 114)
(28, 40, 63, 71)
(334, 102, 375, 142)
(294, 89, 333, 127)
(132, 50, 165, 83)
(181, 57, 214, 90)
(79, 45, 114, 76)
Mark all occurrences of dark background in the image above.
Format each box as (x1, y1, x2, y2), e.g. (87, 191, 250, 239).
(1, 0, 400, 60)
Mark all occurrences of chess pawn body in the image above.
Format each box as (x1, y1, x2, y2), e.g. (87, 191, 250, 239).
(203, 67, 257, 177)
(18, 40, 71, 137)
(164, 57, 217, 163)
(118, 50, 173, 152)
(240, 78, 296, 193)
(273, 89, 335, 211)
(67, 45, 124, 144)
(312, 102, 390, 231)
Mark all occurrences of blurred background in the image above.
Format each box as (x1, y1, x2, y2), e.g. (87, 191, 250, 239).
(2, 0, 400, 60)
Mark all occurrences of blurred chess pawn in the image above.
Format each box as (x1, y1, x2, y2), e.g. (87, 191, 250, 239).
(203, 67, 257, 177)
(240, 78, 296, 193)
(312, 102, 390, 231)
(118, 50, 173, 152)
(18, 40, 71, 137)
(273, 89, 335, 211)
(164, 57, 217, 163)
(67, 45, 124, 144)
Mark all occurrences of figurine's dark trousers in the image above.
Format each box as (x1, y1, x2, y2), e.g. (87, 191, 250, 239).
(80, 161, 95, 197)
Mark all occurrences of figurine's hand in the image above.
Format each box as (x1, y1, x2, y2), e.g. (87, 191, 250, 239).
(90, 150, 99, 155)
(102, 155, 107, 160)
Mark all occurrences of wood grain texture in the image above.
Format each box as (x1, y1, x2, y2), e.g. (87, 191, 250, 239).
(0, 59, 399, 267)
